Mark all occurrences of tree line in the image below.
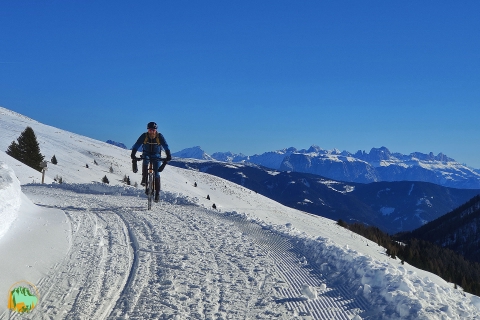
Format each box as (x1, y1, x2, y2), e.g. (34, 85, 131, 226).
(403, 195, 480, 263)
(338, 219, 480, 295)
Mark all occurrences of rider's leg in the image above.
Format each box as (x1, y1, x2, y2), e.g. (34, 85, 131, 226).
(155, 176, 160, 194)
(141, 167, 147, 186)
(154, 161, 161, 202)
(141, 157, 149, 186)
(154, 177, 160, 202)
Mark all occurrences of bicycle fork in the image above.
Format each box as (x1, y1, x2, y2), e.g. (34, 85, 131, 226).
(145, 162, 161, 210)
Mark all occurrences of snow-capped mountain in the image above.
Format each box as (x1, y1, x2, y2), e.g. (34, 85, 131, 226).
(177, 146, 480, 189)
(106, 140, 127, 149)
(170, 158, 480, 234)
(210, 151, 248, 163)
(173, 146, 213, 160)
(1, 106, 480, 318)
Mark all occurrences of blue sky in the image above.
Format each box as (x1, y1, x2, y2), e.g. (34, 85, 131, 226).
(1, 1, 480, 167)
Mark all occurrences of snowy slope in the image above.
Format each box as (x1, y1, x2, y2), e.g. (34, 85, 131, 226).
(0, 163, 21, 238)
(1, 107, 480, 319)
(0, 107, 136, 186)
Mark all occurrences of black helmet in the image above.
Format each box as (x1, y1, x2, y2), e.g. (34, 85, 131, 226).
(147, 122, 157, 130)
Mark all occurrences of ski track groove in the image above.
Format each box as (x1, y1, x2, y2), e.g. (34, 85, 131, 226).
(12, 185, 369, 319)
(218, 213, 370, 319)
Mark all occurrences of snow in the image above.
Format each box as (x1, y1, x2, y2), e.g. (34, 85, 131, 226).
(318, 180, 356, 194)
(299, 178, 310, 188)
(1, 106, 480, 319)
(0, 175, 69, 315)
(417, 198, 433, 207)
(0, 163, 21, 239)
(408, 183, 415, 196)
(267, 170, 281, 176)
(300, 284, 317, 300)
(380, 207, 396, 216)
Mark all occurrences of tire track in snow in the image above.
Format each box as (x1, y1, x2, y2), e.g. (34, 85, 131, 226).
(106, 208, 142, 317)
(106, 202, 292, 319)
(15, 188, 134, 320)
(18, 186, 369, 319)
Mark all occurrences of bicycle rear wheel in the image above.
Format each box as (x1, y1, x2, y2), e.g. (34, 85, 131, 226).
(147, 173, 154, 210)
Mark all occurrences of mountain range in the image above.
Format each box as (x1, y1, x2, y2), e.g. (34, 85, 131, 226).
(173, 146, 480, 189)
(106, 140, 127, 149)
(169, 158, 480, 234)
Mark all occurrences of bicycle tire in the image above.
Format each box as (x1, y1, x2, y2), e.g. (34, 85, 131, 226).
(147, 173, 154, 210)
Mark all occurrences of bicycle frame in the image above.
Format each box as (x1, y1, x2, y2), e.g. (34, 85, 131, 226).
(134, 157, 166, 210)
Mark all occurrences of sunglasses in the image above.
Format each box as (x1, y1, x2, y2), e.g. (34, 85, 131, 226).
(148, 128, 157, 132)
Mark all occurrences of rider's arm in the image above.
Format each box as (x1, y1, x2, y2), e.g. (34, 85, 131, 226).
(158, 133, 172, 161)
(130, 133, 146, 159)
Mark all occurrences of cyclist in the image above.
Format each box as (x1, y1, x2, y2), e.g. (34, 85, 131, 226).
(131, 122, 172, 202)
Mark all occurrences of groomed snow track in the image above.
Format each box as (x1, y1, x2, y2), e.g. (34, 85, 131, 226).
(4, 184, 369, 319)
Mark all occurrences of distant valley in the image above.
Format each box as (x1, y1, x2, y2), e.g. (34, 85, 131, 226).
(169, 158, 480, 234)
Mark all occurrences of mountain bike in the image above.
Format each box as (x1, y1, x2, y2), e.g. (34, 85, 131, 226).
(133, 157, 167, 210)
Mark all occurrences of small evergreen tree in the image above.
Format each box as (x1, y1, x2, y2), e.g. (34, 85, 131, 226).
(51, 155, 58, 165)
(337, 219, 348, 228)
(102, 175, 109, 184)
(6, 141, 20, 159)
(109, 165, 114, 173)
(6, 126, 45, 171)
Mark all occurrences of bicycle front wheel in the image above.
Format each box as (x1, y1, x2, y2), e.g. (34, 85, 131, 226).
(147, 173, 154, 210)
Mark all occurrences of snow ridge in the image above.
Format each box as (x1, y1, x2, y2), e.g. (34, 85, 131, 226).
(224, 211, 480, 319)
(0, 162, 21, 239)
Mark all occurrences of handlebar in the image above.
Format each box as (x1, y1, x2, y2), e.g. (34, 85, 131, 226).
(132, 156, 168, 173)
(133, 157, 167, 162)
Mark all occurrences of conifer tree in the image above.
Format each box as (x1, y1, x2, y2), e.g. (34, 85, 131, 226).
(102, 175, 109, 184)
(51, 155, 58, 164)
(6, 126, 45, 171)
(6, 141, 20, 159)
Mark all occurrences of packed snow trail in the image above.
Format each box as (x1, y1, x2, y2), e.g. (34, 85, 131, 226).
(6, 184, 369, 319)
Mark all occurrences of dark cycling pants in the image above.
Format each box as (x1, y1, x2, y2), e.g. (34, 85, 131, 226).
(142, 155, 161, 178)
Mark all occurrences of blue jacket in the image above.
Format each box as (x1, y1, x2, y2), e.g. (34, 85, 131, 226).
(131, 132, 170, 157)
